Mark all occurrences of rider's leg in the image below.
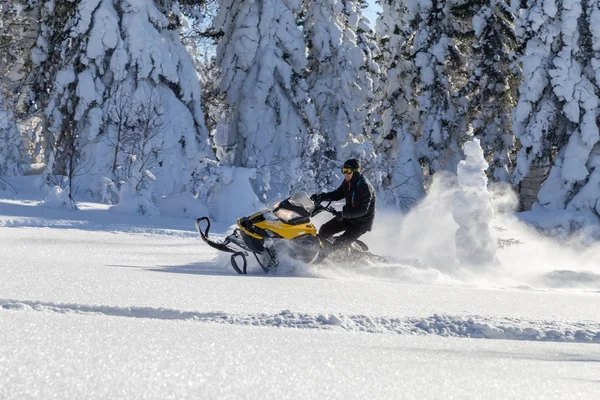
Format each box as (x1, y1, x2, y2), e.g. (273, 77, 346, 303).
(331, 226, 367, 251)
(316, 218, 349, 262)
(318, 218, 348, 241)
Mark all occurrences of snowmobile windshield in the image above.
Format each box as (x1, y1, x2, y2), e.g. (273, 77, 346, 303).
(271, 193, 313, 224)
(287, 192, 314, 213)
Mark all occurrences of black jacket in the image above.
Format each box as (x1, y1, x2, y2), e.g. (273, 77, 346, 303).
(322, 173, 376, 231)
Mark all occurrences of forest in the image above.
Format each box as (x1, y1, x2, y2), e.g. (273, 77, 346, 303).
(1, 0, 598, 219)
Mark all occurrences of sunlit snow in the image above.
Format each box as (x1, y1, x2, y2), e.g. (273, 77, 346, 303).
(1, 176, 599, 399)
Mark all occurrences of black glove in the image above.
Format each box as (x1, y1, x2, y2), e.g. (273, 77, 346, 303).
(334, 210, 344, 221)
(310, 193, 323, 203)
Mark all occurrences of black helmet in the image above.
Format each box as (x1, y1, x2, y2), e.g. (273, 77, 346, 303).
(343, 158, 360, 172)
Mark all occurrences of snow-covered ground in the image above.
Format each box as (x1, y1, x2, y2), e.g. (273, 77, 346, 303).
(1, 177, 600, 399)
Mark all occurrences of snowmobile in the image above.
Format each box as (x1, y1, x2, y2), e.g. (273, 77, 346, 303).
(195, 192, 387, 274)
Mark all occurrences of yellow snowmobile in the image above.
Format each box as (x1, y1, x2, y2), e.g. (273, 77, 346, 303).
(195, 192, 385, 274)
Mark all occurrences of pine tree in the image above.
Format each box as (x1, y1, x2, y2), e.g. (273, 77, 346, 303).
(0, 1, 35, 181)
(0, 0, 38, 92)
(342, 0, 382, 186)
(0, 92, 23, 179)
(535, 0, 600, 215)
(453, 0, 519, 182)
(511, 0, 563, 209)
(410, 0, 466, 177)
(512, 0, 600, 216)
(303, 0, 365, 187)
(374, 0, 425, 209)
(27, 0, 211, 209)
(356, 0, 383, 141)
(215, 0, 312, 200)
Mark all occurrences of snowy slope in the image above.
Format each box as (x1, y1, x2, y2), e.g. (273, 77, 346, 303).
(1, 177, 600, 399)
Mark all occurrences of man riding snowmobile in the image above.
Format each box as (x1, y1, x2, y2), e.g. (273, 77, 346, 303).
(195, 159, 381, 274)
(311, 158, 376, 259)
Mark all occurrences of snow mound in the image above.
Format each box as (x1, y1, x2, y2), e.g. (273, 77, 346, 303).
(541, 270, 600, 289)
(2, 299, 599, 344)
(40, 186, 78, 210)
(519, 208, 600, 243)
(156, 192, 209, 219)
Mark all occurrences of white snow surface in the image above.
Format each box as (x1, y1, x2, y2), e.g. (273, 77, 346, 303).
(1, 176, 600, 399)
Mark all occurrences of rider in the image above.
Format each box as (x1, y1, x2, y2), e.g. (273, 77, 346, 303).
(310, 158, 376, 253)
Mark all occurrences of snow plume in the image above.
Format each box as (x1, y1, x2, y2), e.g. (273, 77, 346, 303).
(349, 172, 461, 278)
(492, 209, 600, 289)
(355, 141, 600, 288)
(353, 140, 497, 280)
(452, 139, 497, 267)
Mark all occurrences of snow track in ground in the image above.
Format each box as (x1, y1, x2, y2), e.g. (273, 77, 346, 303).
(0, 218, 199, 237)
(2, 299, 599, 343)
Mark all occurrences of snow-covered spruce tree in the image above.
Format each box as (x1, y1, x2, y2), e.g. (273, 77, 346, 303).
(452, 0, 519, 182)
(356, 0, 383, 139)
(1, 1, 40, 176)
(0, 92, 23, 181)
(341, 0, 383, 189)
(513, 0, 600, 215)
(214, 0, 312, 201)
(452, 138, 497, 266)
(198, 57, 228, 150)
(27, 0, 211, 213)
(302, 0, 379, 192)
(0, 0, 39, 91)
(179, 0, 226, 150)
(536, 0, 600, 215)
(409, 0, 467, 178)
(373, 0, 426, 210)
(511, 0, 563, 209)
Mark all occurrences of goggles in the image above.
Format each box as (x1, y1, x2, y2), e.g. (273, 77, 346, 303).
(342, 167, 359, 174)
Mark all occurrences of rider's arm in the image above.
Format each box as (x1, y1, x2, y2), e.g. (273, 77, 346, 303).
(343, 182, 372, 219)
(321, 182, 345, 202)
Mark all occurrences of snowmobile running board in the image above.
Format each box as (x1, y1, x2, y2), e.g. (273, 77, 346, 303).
(195, 217, 249, 274)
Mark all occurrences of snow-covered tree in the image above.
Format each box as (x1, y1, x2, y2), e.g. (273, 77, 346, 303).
(535, 0, 600, 215)
(356, 0, 383, 139)
(0, 0, 38, 92)
(303, 0, 378, 191)
(513, 0, 600, 216)
(0, 92, 23, 179)
(452, 138, 497, 266)
(511, 0, 563, 209)
(27, 0, 211, 209)
(198, 57, 228, 149)
(215, 0, 312, 200)
(453, 0, 519, 182)
(374, 0, 425, 209)
(409, 0, 466, 177)
(1, 1, 39, 175)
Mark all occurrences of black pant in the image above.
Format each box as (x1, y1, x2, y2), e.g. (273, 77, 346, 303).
(319, 218, 367, 250)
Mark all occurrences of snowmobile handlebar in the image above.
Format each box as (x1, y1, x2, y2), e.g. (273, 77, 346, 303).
(311, 201, 337, 217)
